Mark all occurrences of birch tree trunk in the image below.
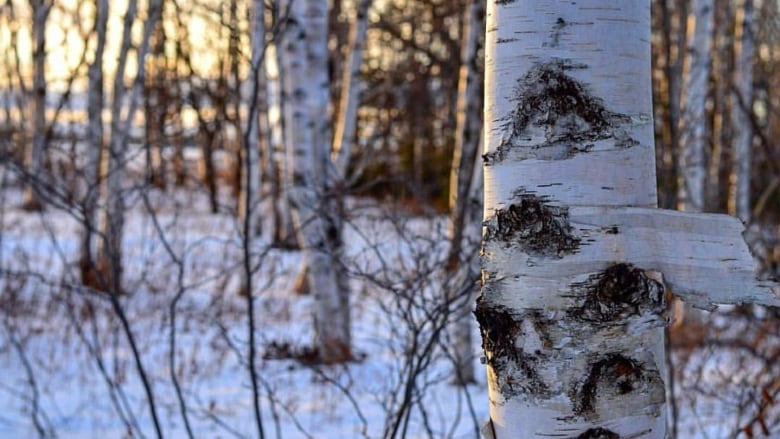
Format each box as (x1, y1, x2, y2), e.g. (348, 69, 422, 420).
(706, 0, 733, 211)
(280, 0, 351, 363)
(266, 44, 299, 249)
(241, 4, 268, 435)
(98, 0, 137, 291)
(658, 0, 687, 210)
(479, 4, 665, 436)
(331, 0, 371, 180)
(239, 0, 267, 239)
(477, 2, 779, 438)
(677, 0, 713, 213)
(22, 0, 51, 211)
(446, 0, 485, 386)
(730, 0, 754, 223)
(80, 0, 108, 287)
(99, 0, 162, 291)
(675, 0, 714, 328)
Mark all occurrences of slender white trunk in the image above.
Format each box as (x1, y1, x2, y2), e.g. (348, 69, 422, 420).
(240, 0, 266, 238)
(446, 0, 485, 385)
(267, 44, 299, 248)
(280, 0, 350, 363)
(331, 0, 371, 180)
(677, 0, 713, 213)
(99, 0, 137, 289)
(23, 0, 51, 210)
(100, 0, 162, 290)
(706, 0, 731, 210)
(676, 0, 714, 326)
(730, 0, 754, 223)
(81, 0, 108, 284)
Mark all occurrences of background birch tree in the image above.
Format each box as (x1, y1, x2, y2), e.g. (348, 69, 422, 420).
(445, 0, 485, 386)
(279, 0, 351, 363)
(677, 0, 712, 213)
(477, 1, 779, 437)
(331, 0, 371, 181)
(80, 0, 107, 287)
(730, 0, 754, 223)
(21, 0, 51, 211)
(264, 39, 299, 249)
(671, 0, 714, 331)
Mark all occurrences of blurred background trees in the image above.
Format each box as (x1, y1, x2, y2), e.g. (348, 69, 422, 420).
(3, 0, 778, 232)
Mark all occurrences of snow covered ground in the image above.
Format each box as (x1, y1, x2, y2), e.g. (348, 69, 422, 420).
(0, 186, 486, 438)
(0, 185, 775, 438)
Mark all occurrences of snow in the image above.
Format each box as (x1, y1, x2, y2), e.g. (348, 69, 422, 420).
(0, 188, 486, 438)
(0, 186, 776, 438)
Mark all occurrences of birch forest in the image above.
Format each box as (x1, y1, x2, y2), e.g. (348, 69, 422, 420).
(0, 0, 779, 437)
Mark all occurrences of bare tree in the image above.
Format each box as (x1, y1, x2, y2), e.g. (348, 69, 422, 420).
(22, 0, 52, 211)
(331, 0, 371, 180)
(445, 0, 485, 386)
(677, 0, 713, 214)
(241, 1, 270, 436)
(730, 0, 755, 223)
(238, 0, 267, 239)
(99, 0, 166, 436)
(80, 0, 108, 288)
(279, 0, 351, 363)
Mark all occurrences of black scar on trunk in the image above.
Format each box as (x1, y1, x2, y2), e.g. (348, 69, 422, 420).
(485, 192, 579, 257)
(474, 301, 549, 399)
(570, 263, 665, 323)
(572, 353, 661, 418)
(484, 59, 637, 164)
(575, 427, 621, 439)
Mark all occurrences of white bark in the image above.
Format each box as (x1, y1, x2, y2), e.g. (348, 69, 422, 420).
(730, 0, 754, 223)
(447, 0, 485, 385)
(677, 0, 713, 213)
(478, 2, 778, 438)
(266, 44, 299, 248)
(480, 4, 664, 436)
(676, 0, 714, 327)
(280, 0, 350, 363)
(332, 0, 371, 180)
